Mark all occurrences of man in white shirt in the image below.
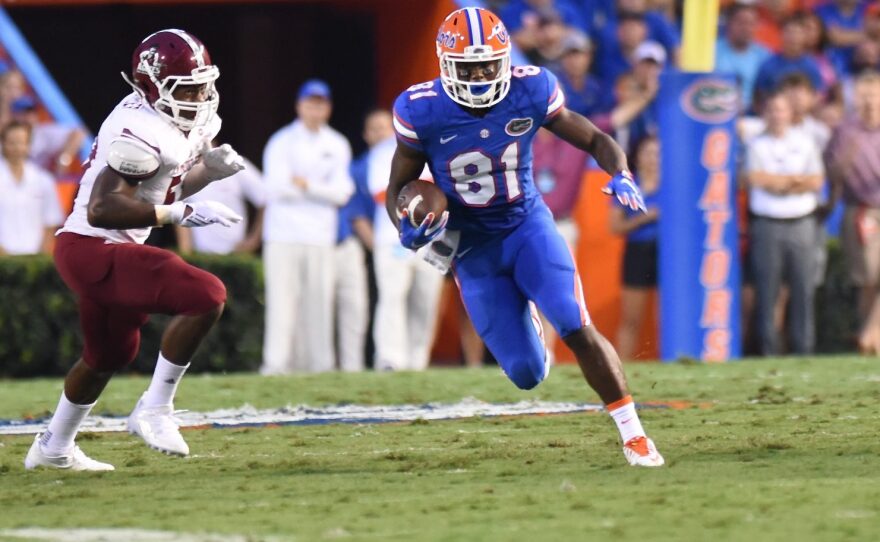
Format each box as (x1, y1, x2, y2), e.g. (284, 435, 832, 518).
(368, 135, 443, 371)
(746, 93, 825, 355)
(261, 79, 354, 374)
(177, 154, 265, 255)
(0, 120, 64, 255)
(11, 96, 86, 175)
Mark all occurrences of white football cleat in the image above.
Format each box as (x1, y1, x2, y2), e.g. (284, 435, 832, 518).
(24, 434, 114, 471)
(127, 394, 189, 456)
(623, 436, 665, 467)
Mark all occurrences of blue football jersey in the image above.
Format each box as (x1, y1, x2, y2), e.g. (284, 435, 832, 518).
(392, 66, 566, 237)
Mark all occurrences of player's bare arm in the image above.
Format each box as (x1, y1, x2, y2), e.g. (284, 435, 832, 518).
(545, 107, 629, 176)
(385, 142, 428, 229)
(547, 107, 645, 212)
(87, 167, 164, 229)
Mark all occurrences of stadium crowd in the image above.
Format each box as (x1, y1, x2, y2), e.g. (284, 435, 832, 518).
(2, 0, 880, 372)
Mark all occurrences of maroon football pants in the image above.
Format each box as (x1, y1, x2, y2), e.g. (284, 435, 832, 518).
(54, 232, 226, 371)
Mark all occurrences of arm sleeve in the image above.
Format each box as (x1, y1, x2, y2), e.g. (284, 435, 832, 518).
(302, 139, 354, 206)
(393, 93, 425, 152)
(542, 68, 566, 125)
(262, 131, 302, 202)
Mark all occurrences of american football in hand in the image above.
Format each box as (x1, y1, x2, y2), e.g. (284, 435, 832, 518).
(397, 180, 448, 227)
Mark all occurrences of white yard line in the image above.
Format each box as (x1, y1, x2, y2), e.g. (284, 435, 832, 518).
(0, 528, 289, 542)
(0, 398, 607, 436)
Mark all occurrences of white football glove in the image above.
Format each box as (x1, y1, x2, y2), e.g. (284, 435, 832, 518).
(202, 143, 245, 181)
(172, 200, 243, 228)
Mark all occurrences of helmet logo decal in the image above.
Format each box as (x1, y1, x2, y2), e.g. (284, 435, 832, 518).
(437, 30, 459, 49)
(488, 23, 508, 44)
(136, 47, 163, 77)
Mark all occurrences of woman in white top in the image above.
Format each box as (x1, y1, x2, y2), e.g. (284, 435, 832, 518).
(0, 120, 64, 255)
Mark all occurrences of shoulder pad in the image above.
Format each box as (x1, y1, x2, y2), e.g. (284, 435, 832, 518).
(106, 132, 161, 181)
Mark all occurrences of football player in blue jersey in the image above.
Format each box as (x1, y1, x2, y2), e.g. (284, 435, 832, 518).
(386, 7, 663, 467)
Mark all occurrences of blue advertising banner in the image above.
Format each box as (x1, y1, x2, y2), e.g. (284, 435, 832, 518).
(657, 72, 740, 362)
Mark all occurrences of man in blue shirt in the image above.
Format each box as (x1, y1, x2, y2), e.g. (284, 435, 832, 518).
(716, 3, 772, 113)
(815, 0, 868, 75)
(754, 14, 825, 108)
(556, 31, 612, 118)
(335, 109, 389, 371)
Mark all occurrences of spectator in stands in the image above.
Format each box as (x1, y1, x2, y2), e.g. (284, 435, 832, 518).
(864, 4, 880, 46)
(0, 68, 26, 128)
(556, 31, 612, 118)
(604, 0, 681, 58)
(502, 0, 588, 49)
(754, 13, 826, 109)
(753, 0, 790, 51)
(802, 11, 840, 94)
(611, 136, 660, 361)
(335, 109, 390, 372)
(176, 151, 265, 256)
(367, 134, 443, 372)
(651, 0, 681, 31)
(814, 0, 868, 75)
(347, 110, 387, 253)
(260, 79, 354, 374)
(781, 72, 832, 148)
(839, 39, 880, 115)
(614, 40, 664, 156)
(716, 2, 773, 113)
(523, 11, 572, 68)
(594, 11, 650, 85)
(0, 120, 63, 255)
(824, 70, 880, 352)
(11, 96, 86, 176)
(746, 92, 824, 356)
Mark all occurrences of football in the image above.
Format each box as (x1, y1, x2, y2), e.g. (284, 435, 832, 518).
(396, 180, 447, 227)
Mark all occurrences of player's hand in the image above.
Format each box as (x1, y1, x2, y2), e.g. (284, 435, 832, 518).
(399, 209, 448, 250)
(202, 143, 245, 181)
(602, 171, 646, 213)
(178, 200, 243, 228)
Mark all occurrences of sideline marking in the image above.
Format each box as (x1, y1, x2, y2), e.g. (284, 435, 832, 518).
(0, 398, 697, 436)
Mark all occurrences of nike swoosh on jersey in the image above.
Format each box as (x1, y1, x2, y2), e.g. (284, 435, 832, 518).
(440, 135, 458, 144)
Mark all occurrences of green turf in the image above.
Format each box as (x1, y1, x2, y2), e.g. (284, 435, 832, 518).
(1, 357, 879, 542)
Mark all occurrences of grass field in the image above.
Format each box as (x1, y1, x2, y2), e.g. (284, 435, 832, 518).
(1, 357, 879, 542)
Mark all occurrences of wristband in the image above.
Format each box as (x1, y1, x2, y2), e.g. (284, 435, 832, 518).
(154, 202, 186, 225)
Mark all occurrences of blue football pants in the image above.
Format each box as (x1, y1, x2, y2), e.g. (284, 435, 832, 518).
(454, 205, 591, 389)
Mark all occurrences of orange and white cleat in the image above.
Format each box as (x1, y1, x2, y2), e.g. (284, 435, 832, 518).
(623, 436, 665, 467)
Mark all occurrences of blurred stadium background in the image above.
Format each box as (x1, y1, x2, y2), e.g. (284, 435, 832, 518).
(0, 0, 873, 375)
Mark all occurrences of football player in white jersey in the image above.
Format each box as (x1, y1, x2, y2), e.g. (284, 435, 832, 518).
(26, 29, 246, 471)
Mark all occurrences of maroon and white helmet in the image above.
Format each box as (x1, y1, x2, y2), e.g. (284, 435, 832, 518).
(122, 29, 220, 131)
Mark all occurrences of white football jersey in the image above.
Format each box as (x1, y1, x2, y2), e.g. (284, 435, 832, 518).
(60, 92, 221, 244)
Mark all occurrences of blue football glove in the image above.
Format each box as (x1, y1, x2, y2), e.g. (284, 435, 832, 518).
(602, 171, 646, 213)
(399, 209, 448, 250)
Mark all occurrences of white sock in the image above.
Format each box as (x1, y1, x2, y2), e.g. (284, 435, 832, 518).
(142, 353, 189, 408)
(40, 392, 95, 456)
(607, 395, 647, 444)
